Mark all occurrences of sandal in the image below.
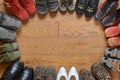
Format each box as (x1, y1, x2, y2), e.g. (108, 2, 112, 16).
(0, 42, 19, 54)
(0, 51, 20, 64)
(48, 0, 59, 12)
(35, 0, 48, 15)
(101, 57, 120, 72)
(68, 0, 75, 11)
(59, 0, 68, 12)
(0, 11, 22, 30)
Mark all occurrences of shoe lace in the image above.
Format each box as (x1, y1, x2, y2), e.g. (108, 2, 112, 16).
(68, 0, 73, 5)
(86, 6, 93, 13)
(61, 0, 67, 6)
(77, 3, 85, 9)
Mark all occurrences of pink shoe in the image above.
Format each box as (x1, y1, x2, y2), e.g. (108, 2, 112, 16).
(108, 37, 120, 47)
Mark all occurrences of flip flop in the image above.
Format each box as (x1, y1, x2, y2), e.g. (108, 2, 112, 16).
(48, 0, 59, 12)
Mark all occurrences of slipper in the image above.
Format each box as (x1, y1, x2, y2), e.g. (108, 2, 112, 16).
(48, 0, 59, 12)
(108, 37, 120, 47)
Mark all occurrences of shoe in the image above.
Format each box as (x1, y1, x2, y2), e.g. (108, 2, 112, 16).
(59, 0, 68, 12)
(4, 0, 29, 21)
(56, 67, 67, 80)
(0, 26, 16, 42)
(79, 69, 95, 80)
(0, 42, 19, 53)
(35, 0, 48, 15)
(85, 0, 99, 18)
(101, 57, 120, 72)
(75, 0, 87, 15)
(102, 8, 120, 28)
(0, 11, 22, 30)
(68, 0, 75, 11)
(108, 37, 120, 47)
(67, 67, 79, 80)
(0, 51, 20, 64)
(1, 61, 24, 80)
(48, 0, 59, 12)
(19, 66, 34, 80)
(19, 0, 36, 15)
(34, 65, 46, 80)
(105, 48, 120, 59)
(91, 63, 112, 80)
(95, 0, 118, 21)
(45, 66, 56, 80)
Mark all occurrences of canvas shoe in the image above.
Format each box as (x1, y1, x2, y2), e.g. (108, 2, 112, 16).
(19, 66, 34, 80)
(0, 26, 16, 42)
(95, 0, 118, 21)
(48, 0, 59, 12)
(59, 0, 68, 12)
(0, 11, 21, 30)
(1, 61, 24, 80)
(4, 0, 29, 21)
(68, 0, 75, 11)
(0, 42, 19, 54)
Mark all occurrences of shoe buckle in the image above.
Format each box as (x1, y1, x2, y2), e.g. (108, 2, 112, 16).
(4, 2, 10, 7)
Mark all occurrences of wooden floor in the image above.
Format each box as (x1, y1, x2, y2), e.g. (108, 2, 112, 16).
(0, 0, 120, 79)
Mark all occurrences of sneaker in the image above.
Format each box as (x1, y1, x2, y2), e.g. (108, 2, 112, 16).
(79, 69, 95, 80)
(91, 63, 112, 80)
(0, 42, 19, 53)
(34, 65, 46, 80)
(101, 57, 120, 72)
(0, 51, 20, 64)
(19, 0, 36, 15)
(68, 0, 75, 11)
(48, 0, 59, 12)
(0, 26, 16, 42)
(1, 61, 24, 80)
(19, 66, 34, 80)
(59, 0, 68, 12)
(85, 0, 99, 18)
(95, 0, 118, 21)
(35, 0, 48, 15)
(102, 8, 120, 28)
(45, 66, 56, 80)
(0, 11, 22, 30)
(4, 0, 29, 21)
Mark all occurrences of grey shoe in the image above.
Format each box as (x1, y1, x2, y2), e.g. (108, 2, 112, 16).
(0, 42, 19, 53)
(0, 11, 22, 30)
(59, 0, 68, 12)
(68, 0, 75, 11)
(48, 0, 59, 12)
(0, 26, 16, 42)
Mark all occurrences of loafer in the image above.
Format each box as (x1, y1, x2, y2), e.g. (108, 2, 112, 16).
(95, 0, 118, 21)
(85, 0, 99, 18)
(19, 66, 34, 80)
(91, 63, 112, 80)
(0, 11, 22, 30)
(48, 0, 59, 12)
(102, 8, 120, 28)
(45, 66, 56, 80)
(56, 67, 67, 80)
(68, 0, 75, 11)
(0, 42, 19, 53)
(67, 67, 79, 80)
(34, 65, 46, 80)
(0, 51, 20, 64)
(0, 26, 16, 42)
(1, 61, 24, 80)
(59, 0, 68, 12)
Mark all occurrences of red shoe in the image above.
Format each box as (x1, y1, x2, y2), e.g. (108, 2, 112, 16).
(4, 0, 29, 21)
(19, 0, 36, 15)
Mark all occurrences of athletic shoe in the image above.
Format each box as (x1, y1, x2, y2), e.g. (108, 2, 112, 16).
(59, 0, 68, 12)
(48, 0, 59, 12)
(68, 0, 75, 11)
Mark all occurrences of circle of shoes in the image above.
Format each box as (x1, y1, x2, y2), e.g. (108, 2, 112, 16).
(0, 0, 120, 80)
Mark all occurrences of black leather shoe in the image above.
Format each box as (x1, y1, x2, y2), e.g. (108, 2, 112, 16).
(19, 66, 34, 80)
(1, 61, 24, 80)
(85, 0, 99, 18)
(95, 0, 118, 21)
(102, 8, 120, 28)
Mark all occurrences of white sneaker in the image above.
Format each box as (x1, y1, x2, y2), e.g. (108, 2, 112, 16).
(57, 67, 67, 80)
(67, 67, 79, 80)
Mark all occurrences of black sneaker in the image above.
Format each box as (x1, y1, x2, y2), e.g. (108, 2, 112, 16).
(75, 0, 88, 15)
(102, 8, 120, 28)
(95, 0, 118, 21)
(48, 0, 59, 12)
(85, 0, 99, 18)
(91, 63, 112, 80)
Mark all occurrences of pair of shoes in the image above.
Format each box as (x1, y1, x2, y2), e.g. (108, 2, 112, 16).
(34, 65, 56, 80)
(35, 0, 59, 15)
(4, 0, 36, 21)
(75, 0, 99, 18)
(59, 0, 75, 12)
(91, 63, 112, 80)
(100, 48, 120, 72)
(56, 67, 79, 80)
(1, 61, 34, 80)
(105, 26, 120, 47)
(0, 42, 20, 64)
